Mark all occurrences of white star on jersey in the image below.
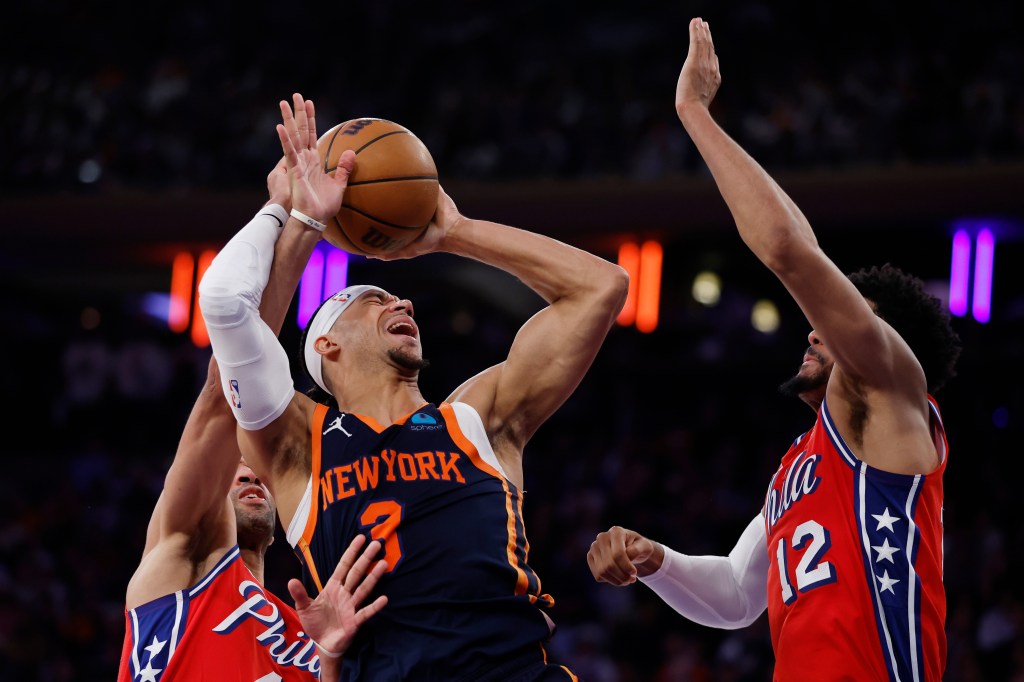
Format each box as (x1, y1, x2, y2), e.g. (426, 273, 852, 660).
(136, 635, 166, 681)
(872, 537, 901, 564)
(876, 569, 901, 594)
(144, 636, 166, 658)
(872, 507, 901, 533)
(138, 659, 162, 682)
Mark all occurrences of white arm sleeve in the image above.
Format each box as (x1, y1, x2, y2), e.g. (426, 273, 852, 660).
(197, 204, 297, 430)
(638, 513, 769, 629)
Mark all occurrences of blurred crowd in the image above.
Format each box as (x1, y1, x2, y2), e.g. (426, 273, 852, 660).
(3, 0, 1023, 680)
(3, 2, 1022, 196)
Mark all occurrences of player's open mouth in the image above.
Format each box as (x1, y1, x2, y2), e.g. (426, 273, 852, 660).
(238, 486, 266, 501)
(387, 318, 417, 338)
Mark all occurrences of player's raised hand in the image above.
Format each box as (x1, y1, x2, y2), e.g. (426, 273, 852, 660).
(276, 92, 356, 225)
(289, 534, 389, 658)
(265, 156, 291, 212)
(675, 17, 721, 119)
(371, 185, 462, 261)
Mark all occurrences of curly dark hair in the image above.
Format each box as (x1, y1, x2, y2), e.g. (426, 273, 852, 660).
(847, 263, 962, 394)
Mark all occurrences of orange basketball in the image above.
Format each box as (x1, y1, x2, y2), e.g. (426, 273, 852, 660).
(316, 118, 439, 256)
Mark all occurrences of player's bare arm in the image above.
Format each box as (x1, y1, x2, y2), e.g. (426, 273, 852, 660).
(675, 18, 933, 474)
(208, 93, 358, 529)
(441, 208, 628, 487)
(128, 157, 308, 609)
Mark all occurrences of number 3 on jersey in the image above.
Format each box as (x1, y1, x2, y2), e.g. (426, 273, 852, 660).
(775, 519, 837, 604)
(361, 500, 404, 573)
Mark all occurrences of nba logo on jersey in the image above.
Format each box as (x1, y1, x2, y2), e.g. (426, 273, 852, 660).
(229, 379, 241, 408)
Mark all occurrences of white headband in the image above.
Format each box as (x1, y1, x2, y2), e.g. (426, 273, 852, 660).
(303, 284, 380, 395)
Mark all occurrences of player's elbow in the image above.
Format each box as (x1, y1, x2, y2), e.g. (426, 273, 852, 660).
(731, 604, 766, 629)
(704, 602, 765, 630)
(198, 271, 250, 329)
(593, 262, 630, 320)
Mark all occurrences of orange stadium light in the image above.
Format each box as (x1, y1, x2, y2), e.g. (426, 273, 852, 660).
(190, 250, 217, 348)
(168, 251, 195, 333)
(616, 242, 640, 326)
(635, 240, 662, 333)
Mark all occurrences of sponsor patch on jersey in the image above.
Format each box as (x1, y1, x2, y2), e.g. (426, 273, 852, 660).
(409, 412, 442, 431)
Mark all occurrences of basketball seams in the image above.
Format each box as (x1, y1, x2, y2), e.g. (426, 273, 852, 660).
(339, 203, 430, 231)
(318, 117, 437, 254)
(322, 123, 348, 174)
(329, 216, 374, 256)
(353, 130, 410, 155)
(324, 129, 412, 173)
(348, 175, 439, 186)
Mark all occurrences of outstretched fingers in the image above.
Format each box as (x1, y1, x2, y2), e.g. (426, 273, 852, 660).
(343, 537, 384, 594)
(687, 16, 701, 57)
(276, 98, 304, 169)
(691, 18, 718, 74)
(352, 560, 389, 626)
(291, 93, 312, 151)
(304, 98, 318, 150)
(327, 533, 368, 588)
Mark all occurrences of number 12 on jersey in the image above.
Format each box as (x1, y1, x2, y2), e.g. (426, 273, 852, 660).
(775, 519, 837, 604)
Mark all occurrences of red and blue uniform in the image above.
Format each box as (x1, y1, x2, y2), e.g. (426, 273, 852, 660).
(289, 401, 576, 681)
(118, 546, 320, 681)
(764, 396, 947, 681)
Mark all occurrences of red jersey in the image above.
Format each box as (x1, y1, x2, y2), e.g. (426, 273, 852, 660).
(118, 546, 321, 681)
(763, 396, 947, 682)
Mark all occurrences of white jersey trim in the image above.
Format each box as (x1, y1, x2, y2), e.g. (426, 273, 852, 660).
(286, 477, 314, 548)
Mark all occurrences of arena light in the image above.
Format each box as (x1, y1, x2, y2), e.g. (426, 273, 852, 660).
(169, 251, 195, 333)
(616, 242, 640, 327)
(751, 299, 780, 333)
(950, 222, 998, 323)
(299, 248, 326, 328)
(298, 244, 350, 328)
(324, 249, 350, 303)
(190, 250, 217, 348)
(635, 241, 662, 333)
(972, 228, 994, 324)
(948, 229, 971, 317)
(692, 271, 722, 307)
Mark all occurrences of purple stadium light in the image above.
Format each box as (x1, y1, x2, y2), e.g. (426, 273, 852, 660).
(971, 228, 994, 324)
(324, 248, 350, 301)
(948, 229, 971, 318)
(297, 244, 351, 328)
(298, 248, 325, 328)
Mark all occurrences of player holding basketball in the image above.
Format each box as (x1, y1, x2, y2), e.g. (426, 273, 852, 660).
(197, 93, 628, 680)
(587, 18, 961, 682)
(119, 157, 386, 682)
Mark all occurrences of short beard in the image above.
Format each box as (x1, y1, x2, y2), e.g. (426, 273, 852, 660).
(778, 369, 829, 399)
(388, 347, 430, 372)
(234, 503, 276, 550)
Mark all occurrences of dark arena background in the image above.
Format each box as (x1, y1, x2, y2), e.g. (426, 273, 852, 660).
(2, 1, 1022, 679)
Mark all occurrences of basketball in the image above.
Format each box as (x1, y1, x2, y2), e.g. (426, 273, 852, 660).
(316, 118, 439, 256)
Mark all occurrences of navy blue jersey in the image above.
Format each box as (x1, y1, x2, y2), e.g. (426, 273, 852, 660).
(288, 401, 565, 681)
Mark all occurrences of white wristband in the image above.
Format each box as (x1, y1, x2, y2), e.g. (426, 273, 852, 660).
(290, 208, 327, 232)
(309, 636, 341, 658)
